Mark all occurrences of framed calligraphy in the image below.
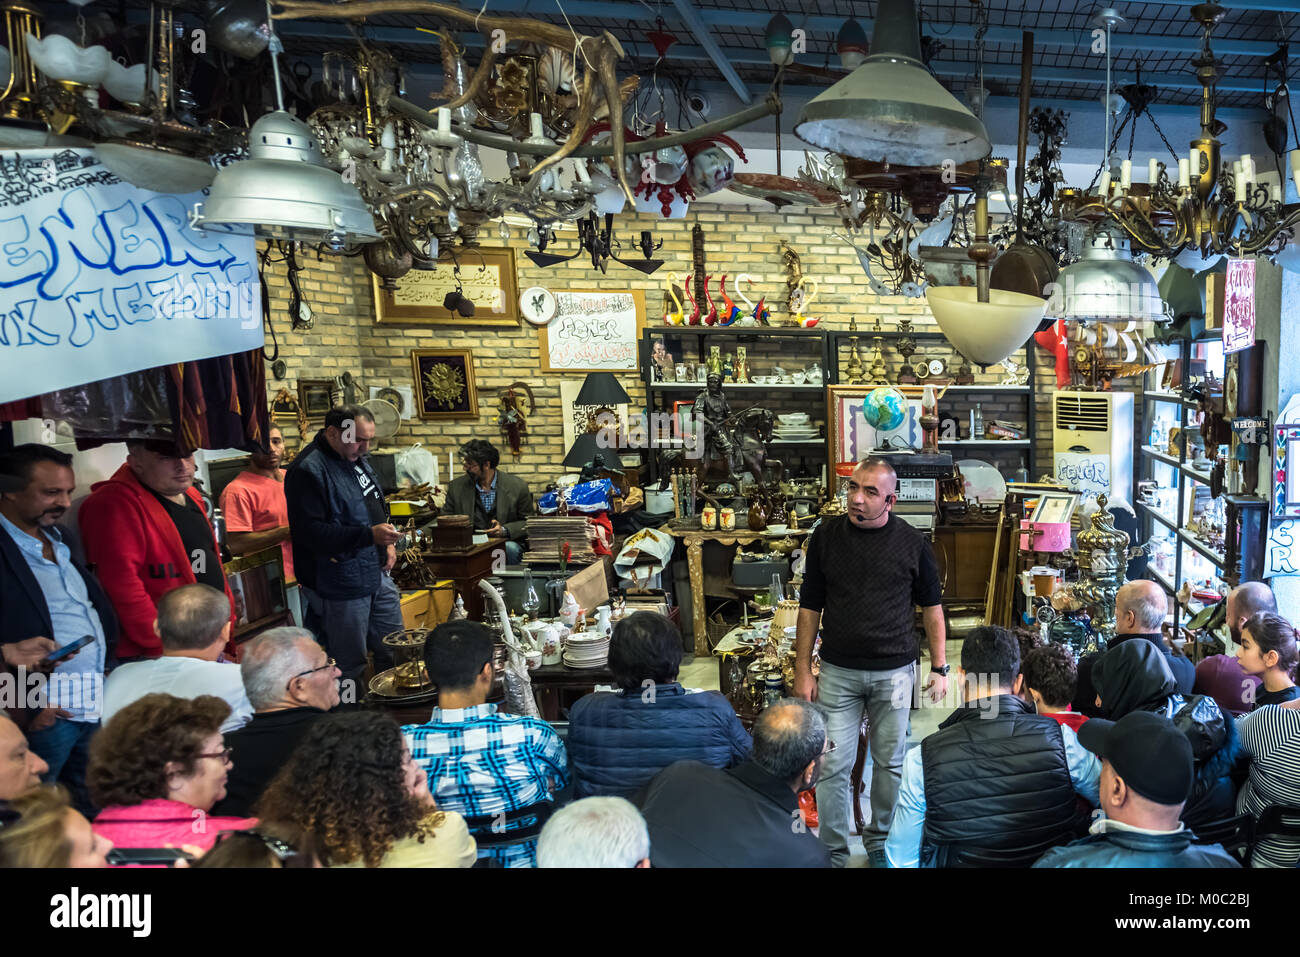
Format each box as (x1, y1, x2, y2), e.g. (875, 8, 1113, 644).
(539, 289, 646, 373)
(372, 247, 519, 327)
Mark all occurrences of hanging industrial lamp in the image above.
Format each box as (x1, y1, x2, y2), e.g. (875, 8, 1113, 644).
(794, 0, 990, 166)
(190, 1, 378, 248)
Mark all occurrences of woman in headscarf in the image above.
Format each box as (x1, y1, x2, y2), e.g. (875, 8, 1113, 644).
(1092, 640, 1241, 829)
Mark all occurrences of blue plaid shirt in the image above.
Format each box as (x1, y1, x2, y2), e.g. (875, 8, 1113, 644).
(476, 472, 498, 516)
(404, 703, 569, 868)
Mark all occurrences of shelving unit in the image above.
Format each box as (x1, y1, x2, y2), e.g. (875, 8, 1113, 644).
(1138, 332, 1262, 632)
(827, 329, 1038, 474)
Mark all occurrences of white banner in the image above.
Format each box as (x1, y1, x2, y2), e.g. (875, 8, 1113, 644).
(0, 149, 261, 404)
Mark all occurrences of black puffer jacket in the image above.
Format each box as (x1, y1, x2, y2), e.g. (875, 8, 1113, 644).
(1093, 640, 1241, 827)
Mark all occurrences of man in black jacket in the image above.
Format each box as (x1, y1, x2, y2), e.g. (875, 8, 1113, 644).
(443, 439, 533, 564)
(0, 445, 118, 817)
(885, 626, 1098, 867)
(636, 699, 831, 868)
(284, 406, 403, 686)
(1075, 580, 1193, 716)
(1034, 712, 1240, 868)
(211, 627, 339, 817)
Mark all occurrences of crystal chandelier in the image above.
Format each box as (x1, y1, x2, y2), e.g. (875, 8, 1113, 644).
(1059, 3, 1300, 260)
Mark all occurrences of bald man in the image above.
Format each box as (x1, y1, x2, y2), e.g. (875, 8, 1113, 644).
(1226, 581, 1277, 646)
(1074, 580, 1194, 717)
(1193, 581, 1277, 716)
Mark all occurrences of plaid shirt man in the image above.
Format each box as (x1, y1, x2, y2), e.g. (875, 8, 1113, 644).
(404, 703, 569, 867)
(476, 472, 498, 516)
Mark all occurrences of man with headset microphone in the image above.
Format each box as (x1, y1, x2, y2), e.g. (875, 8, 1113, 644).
(793, 456, 947, 867)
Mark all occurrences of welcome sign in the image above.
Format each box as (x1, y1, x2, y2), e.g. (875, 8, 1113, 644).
(0, 149, 261, 404)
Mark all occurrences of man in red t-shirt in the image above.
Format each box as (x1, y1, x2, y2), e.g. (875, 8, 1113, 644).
(1023, 643, 1088, 732)
(220, 427, 294, 582)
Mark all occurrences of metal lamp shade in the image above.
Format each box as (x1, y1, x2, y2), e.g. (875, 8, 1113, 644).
(192, 110, 378, 246)
(794, 0, 990, 166)
(925, 286, 1047, 366)
(574, 372, 630, 407)
(1055, 231, 1164, 323)
(98, 142, 216, 193)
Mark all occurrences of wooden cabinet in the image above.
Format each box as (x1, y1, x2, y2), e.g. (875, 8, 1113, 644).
(931, 524, 999, 604)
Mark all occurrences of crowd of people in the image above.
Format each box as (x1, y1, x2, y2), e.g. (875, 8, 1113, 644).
(1, 448, 1299, 868)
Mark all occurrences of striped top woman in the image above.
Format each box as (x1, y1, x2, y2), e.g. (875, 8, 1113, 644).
(1236, 702, 1300, 867)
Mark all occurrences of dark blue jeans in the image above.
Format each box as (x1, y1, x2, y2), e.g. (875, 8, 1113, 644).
(26, 717, 99, 818)
(302, 572, 403, 687)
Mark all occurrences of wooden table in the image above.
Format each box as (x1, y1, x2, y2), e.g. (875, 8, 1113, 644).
(420, 541, 499, 619)
(528, 661, 616, 722)
(665, 519, 809, 655)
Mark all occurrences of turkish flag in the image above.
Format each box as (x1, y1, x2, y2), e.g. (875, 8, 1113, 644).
(1034, 320, 1070, 389)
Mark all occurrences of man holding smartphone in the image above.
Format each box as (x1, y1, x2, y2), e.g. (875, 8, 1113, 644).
(0, 445, 117, 817)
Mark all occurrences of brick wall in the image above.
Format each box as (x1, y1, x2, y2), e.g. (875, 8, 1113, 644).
(263, 203, 1068, 482)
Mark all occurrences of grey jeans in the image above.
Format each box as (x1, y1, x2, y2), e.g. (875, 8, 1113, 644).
(302, 573, 403, 684)
(814, 659, 915, 866)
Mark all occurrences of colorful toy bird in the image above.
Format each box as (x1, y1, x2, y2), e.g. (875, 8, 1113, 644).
(663, 271, 685, 325)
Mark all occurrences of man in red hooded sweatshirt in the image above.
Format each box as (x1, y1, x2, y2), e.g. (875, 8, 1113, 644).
(78, 440, 237, 662)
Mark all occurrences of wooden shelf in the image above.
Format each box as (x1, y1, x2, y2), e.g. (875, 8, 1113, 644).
(1143, 390, 1194, 406)
(940, 384, 1032, 393)
(1184, 463, 1214, 484)
(659, 326, 825, 336)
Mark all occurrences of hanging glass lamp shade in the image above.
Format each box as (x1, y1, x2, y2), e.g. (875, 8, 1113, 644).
(794, 0, 990, 166)
(925, 286, 1048, 367)
(191, 110, 379, 248)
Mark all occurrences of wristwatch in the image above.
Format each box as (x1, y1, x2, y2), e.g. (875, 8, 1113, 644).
(930, 663, 951, 676)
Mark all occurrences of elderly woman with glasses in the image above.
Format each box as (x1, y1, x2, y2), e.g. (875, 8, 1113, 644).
(88, 694, 257, 857)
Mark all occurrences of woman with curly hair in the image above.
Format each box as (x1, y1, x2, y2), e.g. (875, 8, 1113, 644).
(0, 786, 113, 867)
(88, 694, 257, 855)
(257, 710, 476, 868)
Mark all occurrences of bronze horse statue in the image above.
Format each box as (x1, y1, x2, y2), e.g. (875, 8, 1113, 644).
(660, 406, 783, 492)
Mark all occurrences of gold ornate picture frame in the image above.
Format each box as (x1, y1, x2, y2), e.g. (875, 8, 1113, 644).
(374, 247, 519, 327)
(411, 349, 479, 420)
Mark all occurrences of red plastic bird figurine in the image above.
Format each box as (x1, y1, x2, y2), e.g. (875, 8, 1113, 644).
(702, 274, 719, 325)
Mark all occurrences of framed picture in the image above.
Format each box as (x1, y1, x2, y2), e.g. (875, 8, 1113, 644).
(539, 289, 646, 373)
(297, 379, 334, 418)
(826, 385, 920, 466)
(411, 349, 479, 420)
(373, 247, 519, 327)
(1030, 491, 1080, 525)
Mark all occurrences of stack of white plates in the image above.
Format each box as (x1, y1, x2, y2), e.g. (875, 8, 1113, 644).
(774, 413, 819, 441)
(563, 631, 610, 669)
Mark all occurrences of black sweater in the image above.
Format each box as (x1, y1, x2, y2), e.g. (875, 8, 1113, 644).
(799, 514, 942, 671)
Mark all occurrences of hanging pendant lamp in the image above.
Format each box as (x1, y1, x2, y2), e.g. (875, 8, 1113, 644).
(794, 0, 990, 166)
(191, 2, 377, 248)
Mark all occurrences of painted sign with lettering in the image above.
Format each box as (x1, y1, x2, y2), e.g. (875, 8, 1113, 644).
(0, 149, 259, 404)
(1222, 257, 1256, 354)
(540, 289, 646, 372)
(1054, 450, 1112, 498)
(1266, 520, 1300, 576)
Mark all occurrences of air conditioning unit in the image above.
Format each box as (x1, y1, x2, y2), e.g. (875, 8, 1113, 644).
(1052, 390, 1134, 505)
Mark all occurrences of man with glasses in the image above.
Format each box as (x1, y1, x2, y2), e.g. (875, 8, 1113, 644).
(636, 699, 832, 867)
(101, 585, 252, 733)
(211, 627, 340, 817)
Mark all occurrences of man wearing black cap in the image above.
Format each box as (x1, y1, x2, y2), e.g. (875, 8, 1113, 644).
(1034, 711, 1240, 868)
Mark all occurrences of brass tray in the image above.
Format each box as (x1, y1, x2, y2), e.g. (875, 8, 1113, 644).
(368, 667, 437, 702)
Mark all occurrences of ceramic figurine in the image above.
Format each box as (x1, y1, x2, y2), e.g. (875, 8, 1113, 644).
(734, 346, 751, 384)
(718, 274, 743, 325)
(663, 271, 685, 325)
(706, 345, 724, 378)
(722, 350, 735, 381)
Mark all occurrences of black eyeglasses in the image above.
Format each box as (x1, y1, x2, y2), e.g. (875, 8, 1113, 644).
(287, 657, 336, 690)
(197, 746, 234, 763)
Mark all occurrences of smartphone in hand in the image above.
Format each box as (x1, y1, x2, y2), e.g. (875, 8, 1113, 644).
(41, 635, 94, 666)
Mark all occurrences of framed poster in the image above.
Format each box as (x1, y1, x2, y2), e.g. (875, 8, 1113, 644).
(1030, 491, 1080, 525)
(826, 385, 921, 466)
(411, 349, 479, 420)
(539, 289, 646, 372)
(559, 378, 628, 454)
(1221, 257, 1256, 354)
(373, 247, 519, 327)
(297, 379, 334, 418)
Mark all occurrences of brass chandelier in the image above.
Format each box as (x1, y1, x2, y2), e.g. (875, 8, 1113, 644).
(1059, 3, 1300, 260)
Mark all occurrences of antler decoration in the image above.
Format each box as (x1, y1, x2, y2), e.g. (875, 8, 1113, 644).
(273, 0, 637, 203)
